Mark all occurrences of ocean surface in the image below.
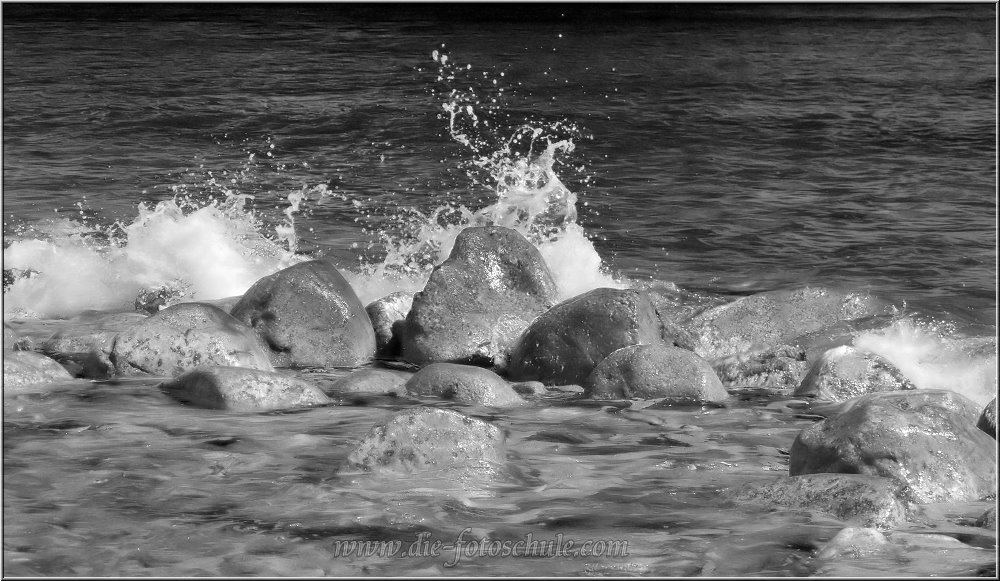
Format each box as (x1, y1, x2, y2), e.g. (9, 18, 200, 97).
(2, 4, 997, 577)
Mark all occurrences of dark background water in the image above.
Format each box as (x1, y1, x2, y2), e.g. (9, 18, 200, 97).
(3, 3, 996, 321)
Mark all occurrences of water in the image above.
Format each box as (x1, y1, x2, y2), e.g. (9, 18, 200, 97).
(2, 4, 996, 576)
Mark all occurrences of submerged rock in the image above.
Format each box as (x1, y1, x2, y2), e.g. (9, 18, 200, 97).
(365, 292, 413, 359)
(507, 287, 689, 386)
(729, 473, 912, 530)
(687, 286, 893, 359)
(815, 527, 891, 559)
(584, 343, 728, 403)
(405, 362, 524, 407)
(230, 259, 375, 368)
(330, 368, 409, 396)
(110, 302, 273, 377)
(346, 407, 506, 472)
(794, 345, 916, 401)
(160, 365, 330, 411)
(711, 344, 809, 389)
(398, 226, 559, 367)
(977, 397, 996, 439)
(3, 349, 74, 391)
(789, 390, 997, 503)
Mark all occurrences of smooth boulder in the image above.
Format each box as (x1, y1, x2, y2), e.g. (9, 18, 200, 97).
(398, 226, 559, 367)
(584, 343, 728, 403)
(3, 350, 74, 391)
(347, 407, 506, 472)
(794, 345, 915, 401)
(365, 292, 413, 358)
(729, 473, 912, 530)
(330, 368, 409, 396)
(160, 366, 330, 411)
(405, 362, 524, 407)
(39, 311, 148, 379)
(977, 397, 996, 438)
(110, 302, 273, 377)
(789, 390, 997, 503)
(507, 287, 689, 386)
(230, 259, 375, 368)
(815, 527, 891, 559)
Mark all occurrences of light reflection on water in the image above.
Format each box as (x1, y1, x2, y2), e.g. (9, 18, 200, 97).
(3, 377, 993, 576)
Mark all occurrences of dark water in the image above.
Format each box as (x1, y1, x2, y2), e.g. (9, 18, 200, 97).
(2, 4, 997, 577)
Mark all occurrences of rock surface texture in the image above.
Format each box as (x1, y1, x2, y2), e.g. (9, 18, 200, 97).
(405, 362, 524, 407)
(3, 349, 74, 391)
(584, 343, 728, 402)
(161, 365, 330, 411)
(794, 345, 915, 401)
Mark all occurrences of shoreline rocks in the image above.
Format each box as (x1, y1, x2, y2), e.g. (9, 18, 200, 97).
(160, 365, 331, 411)
(794, 345, 915, 401)
(584, 343, 728, 403)
(3, 349, 75, 391)
(405, 362, 524, 407)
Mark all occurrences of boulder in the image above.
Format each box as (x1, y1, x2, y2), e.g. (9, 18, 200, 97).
(3, 349, 74, 391)
(975, 506, 996, 529)
(160, 365, 330, 411)
(711, 344, 809, 389)
(3, 323, 29, 350)
(686, 286, 893, 359)
(405, 362, 524, 407)
(815, 527, 891, 559)
(977, 397, 996, 438)
(794, 345, 915, 401)
(346, 407, 506, 472)
(330, 368, 409, 396)
(584, 343, 728, 403)
(110, 302, 273, 377)
(365, 292, 413, 358)
(789, 390, 997, 503)
(230, 259, 375, 368)
(39, 311, 148, 379)
(398, 226, 559, 367)
(729, 473, 912, 530)
(507, 287, 690, 386)
(511, 380, 548, 397)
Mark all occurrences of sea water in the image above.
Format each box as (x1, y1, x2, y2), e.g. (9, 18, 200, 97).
(2, 4, 996, 576)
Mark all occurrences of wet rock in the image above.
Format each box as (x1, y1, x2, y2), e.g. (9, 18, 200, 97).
(977, 397, 996, 438)
(39, 311, 148, 379)
(511, 380, 547, 397)
(794, 345, 916, 401)
(507, 287, 689, 386)
(686, 286, 893, 359)
(789, 390, 997, 503)
(160, 365, 330, 411)
(230, 259, 375, 368)
(729, 473, 912, 529)
(346, 407, 506, 472)
(330, 368, 408, 395)
(3, 323, 29, 350)
(134, 280, 190, 315)
(110, 302, 273, 377)
(366, 292, 413, 359)
(3, 349, 75, 391)
(711, 344, 809, 389)
(975, 506, 996, 529)
(584, 343, 728, 403)
(398, 226, 559, 367)
(815, 527, 891, 559)
(405, 362, 524, 407)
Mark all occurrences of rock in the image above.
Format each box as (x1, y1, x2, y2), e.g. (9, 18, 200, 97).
(794, 345, 916, 401)
(686, 286, 893, 359)
(975, 506, 996, 529)
(3, 349, 75, 391)
(511, 381, 547, 397)
(110, 302, 273, 377)
(134, 280, 190, 315)
(789, 390, 997, 503)
(729, 473, 912, 530)
(160, 365, 330, 411)
(330, 368, 408, 395)
(405, 362, 524, 407)
(507, 287, 689, 386)
(366, 292, 413, 359)
(39, 311, 148, 379)
(815, 527, 891, 559)
(977, 397, 996, 438)
(230, 259, 375, 368)
(398, 226, 559, 367)
(346, 407, 506, 472)
(711, 344, 809, 389)
(583, 343, 728, 403)
(3, 323, 29, 350)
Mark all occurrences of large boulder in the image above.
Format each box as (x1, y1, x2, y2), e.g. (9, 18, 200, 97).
(110, 302, 273, 377)
(405, 362, 524, 407)
(39, 311, 148, 379)
(977, 397, 996, 439)
(365, 292, 413, 359)
(583, 343, 728, 403)
(3, 349, 74, 392)
(711, 344, 809, 389)
(397, 226, 559, 367)
(507, 287, 690, 385)
(686, 287, 893, 359)
(230, 259, 375, 368)
(346, 407, 506, 472)
(789, 390, 997, 503)
(794, 346, 915, 401)
(160, 365, 330, 411)
(729, 473, 912, 530)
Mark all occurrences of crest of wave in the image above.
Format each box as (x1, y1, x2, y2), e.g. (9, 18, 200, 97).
(3, 194, 301, 319)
